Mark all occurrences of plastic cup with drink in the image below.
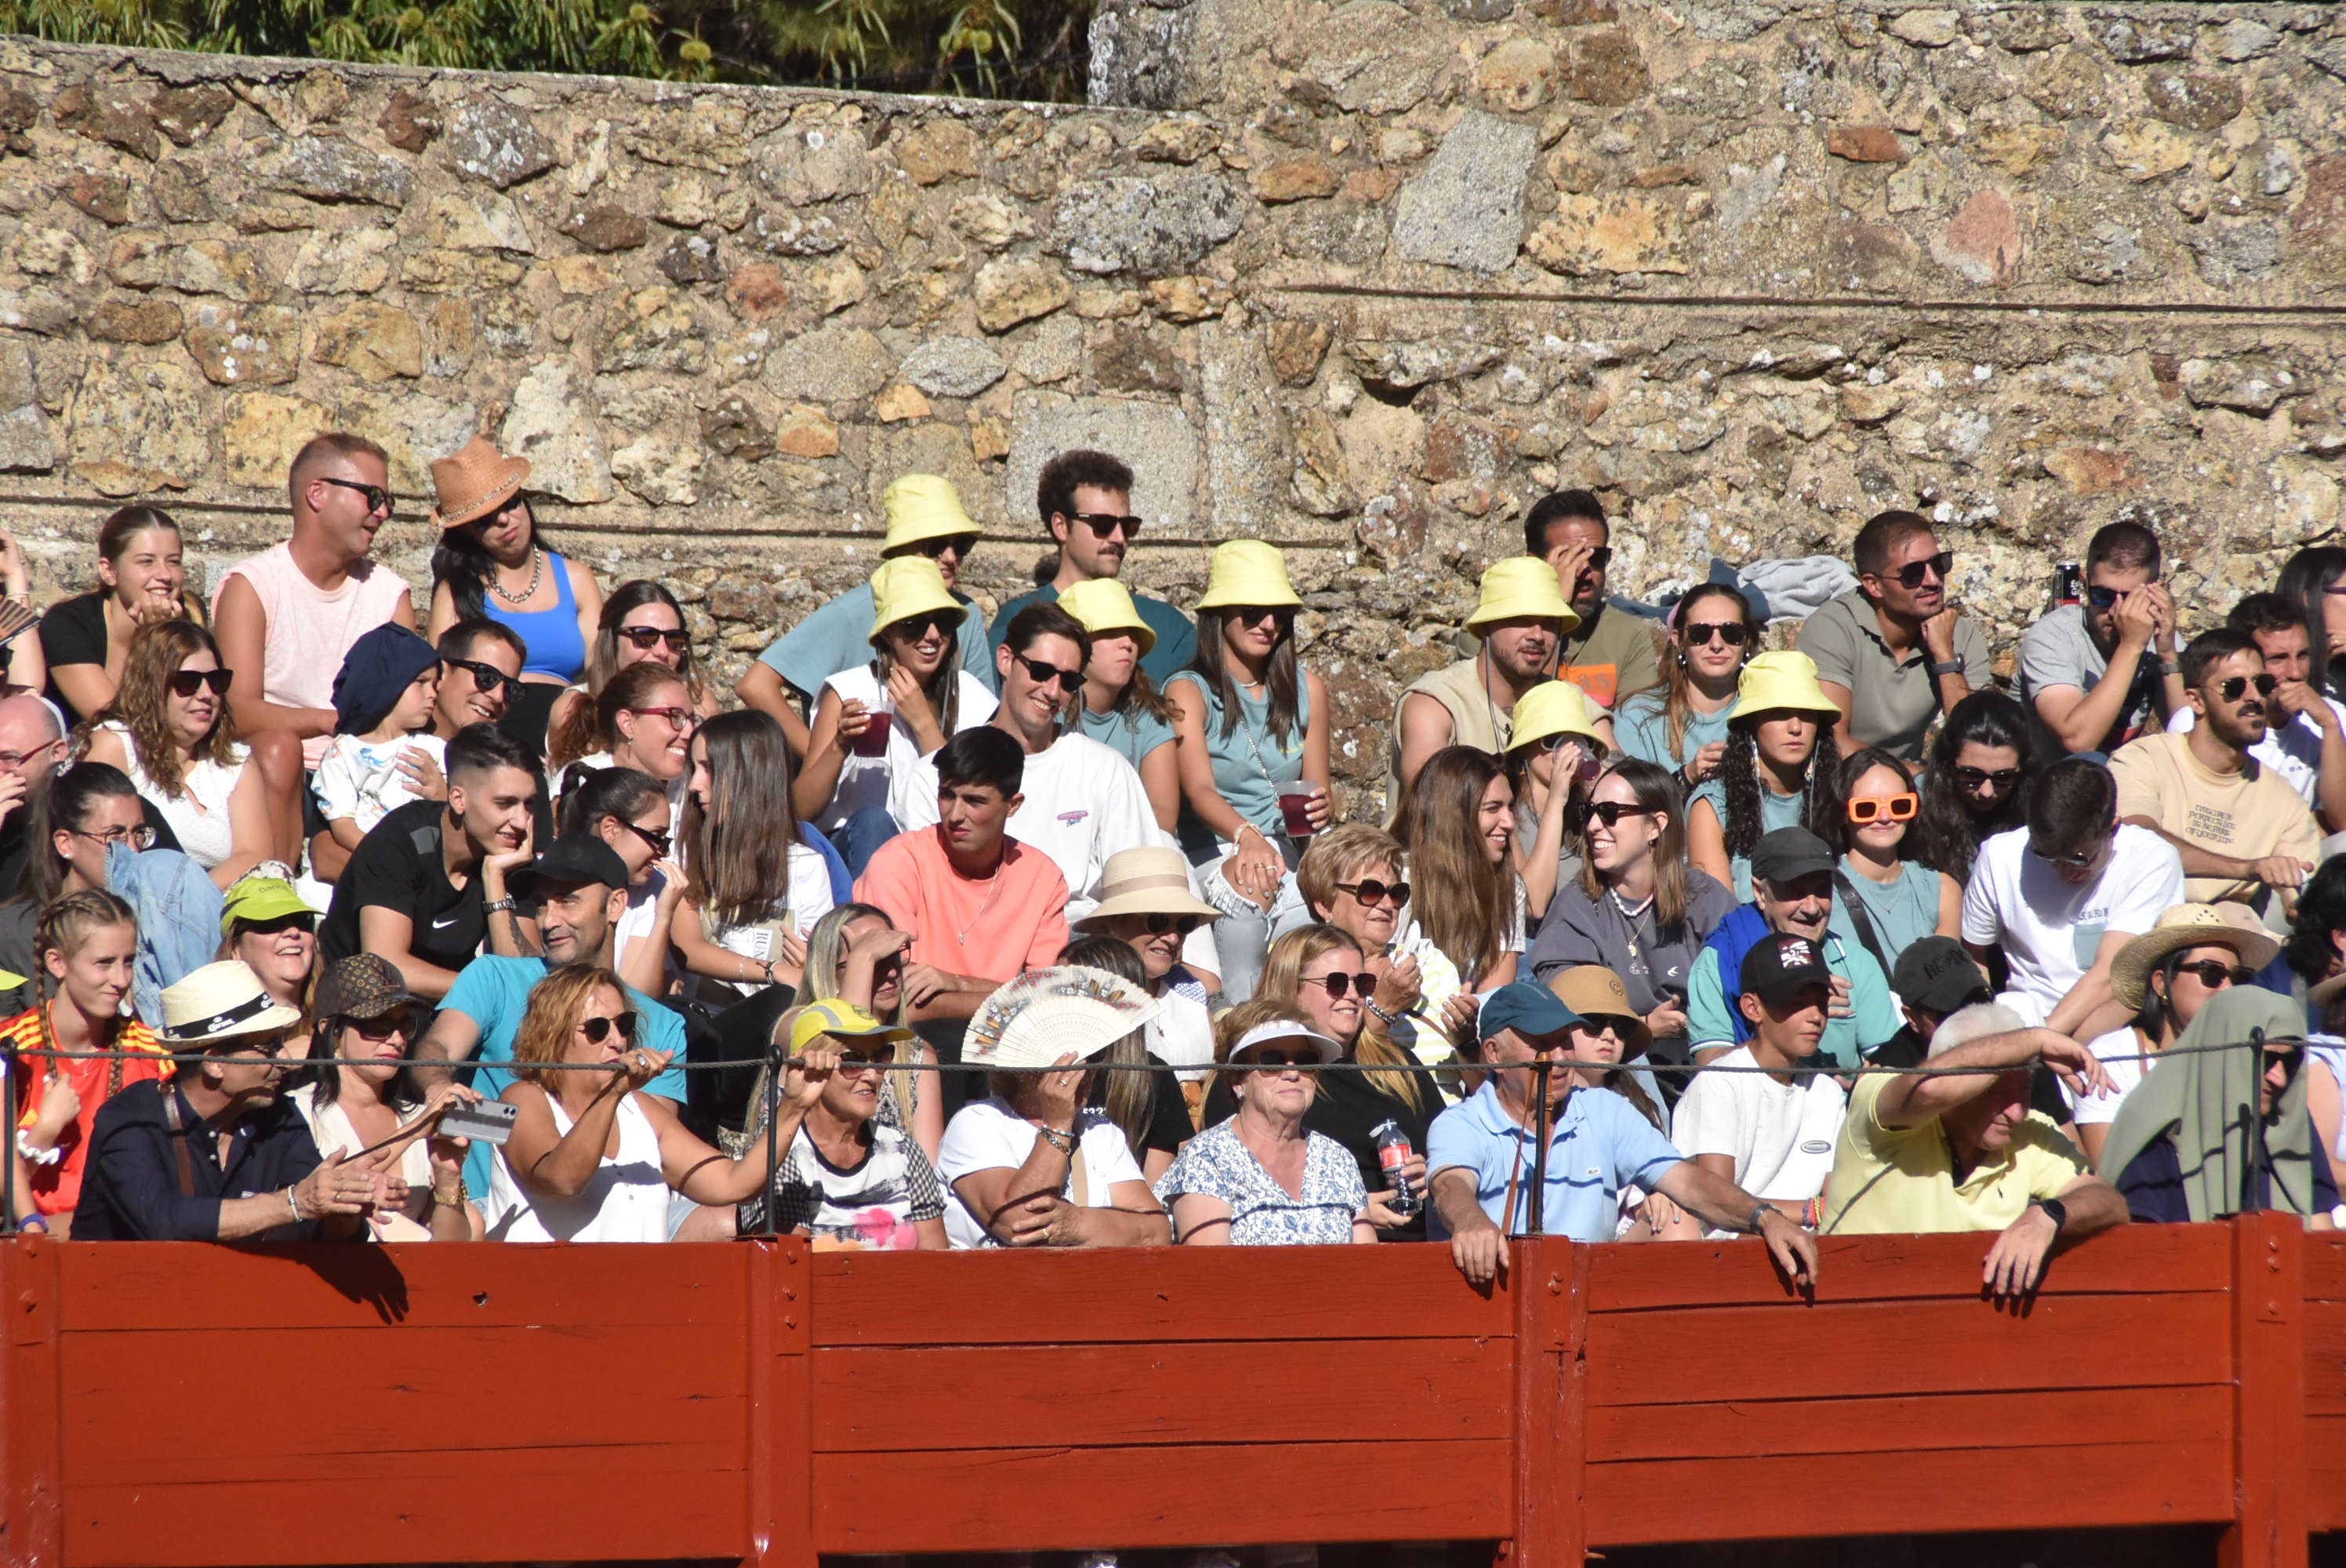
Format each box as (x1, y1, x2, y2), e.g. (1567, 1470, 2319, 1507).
(1276, 781, 1325, 840)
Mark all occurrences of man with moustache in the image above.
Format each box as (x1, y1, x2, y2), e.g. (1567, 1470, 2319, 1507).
(991, 449, 1196, 686)
(1527, 489, 1661, 714)
(1391, 557, 1578, 797)
(1799, 509, 1989, 764)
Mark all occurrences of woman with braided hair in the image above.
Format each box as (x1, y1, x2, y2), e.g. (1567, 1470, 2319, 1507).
(1687, 652, 1844, 901)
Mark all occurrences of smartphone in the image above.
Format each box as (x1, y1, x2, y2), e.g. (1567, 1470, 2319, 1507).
(438, 1099, 519, 1148)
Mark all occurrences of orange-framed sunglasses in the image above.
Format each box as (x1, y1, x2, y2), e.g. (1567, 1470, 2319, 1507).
(1847, 792, 1918, 825)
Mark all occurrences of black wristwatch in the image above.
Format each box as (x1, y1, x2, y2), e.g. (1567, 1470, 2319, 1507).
(2032, 1196, 2068, 1234)
(1927, 658, 1966, 678)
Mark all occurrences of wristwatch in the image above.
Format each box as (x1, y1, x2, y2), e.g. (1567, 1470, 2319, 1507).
(2032, 1196, 2068, 1234)
(1927, 658, 1965, 678)
(1746, 1202, 1774, 1234)
(483, 897, 516, 916)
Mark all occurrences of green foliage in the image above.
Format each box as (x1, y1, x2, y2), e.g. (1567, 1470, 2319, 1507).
(0, 0, 1091, 99)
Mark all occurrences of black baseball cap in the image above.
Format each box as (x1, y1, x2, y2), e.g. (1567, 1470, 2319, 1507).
(1891, 935, 1992, 1017)
(518, 836, 630, 892)
(1739, 931, 1832, 1006)
(1749, 826, 1833, 886)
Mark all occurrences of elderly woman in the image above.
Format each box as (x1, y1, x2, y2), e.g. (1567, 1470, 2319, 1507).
(1158, 999, 1374, 1245)
(1291, 823, 1428, 1046)
(1072, 845, 1220, 1083)
(935, 966, 1172, 1249)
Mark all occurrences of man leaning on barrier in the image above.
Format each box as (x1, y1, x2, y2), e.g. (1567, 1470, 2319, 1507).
(1425, 981, 1821, 1288)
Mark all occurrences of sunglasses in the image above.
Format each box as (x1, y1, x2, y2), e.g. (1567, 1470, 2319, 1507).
(1066, 511, 1143, 539)
(347, 1011, 414, 1041)
(889, 610, 961, 644)
(318, 475, 394, 517)
(832, 1047, 895, 1069)
(1142, 913, 1204, 936)
(618, 625, 691, 654)
(168, 668, 233, 699)
(1683, 621, 1751, 647)
(1303, 971, 1378, 999)
(1242, 1047, 1313, 1069)
(1889, 550, 1954, 589)
(445, 657, 524, 700)
(910, 532, 978, 561)
(1954, 765, 2020, 792)
(623, 819, 673, 858)
(1016, 655, 1083, 691)
(1225, 606, 1294, 629)
(241, 913, 317, 938)
(2030, 840, 2103, 870)
(1577, 800, 1650, 828)
(1847, 792, 1919, 825)
(2214, 674, 2278, 702)
(629, 706, 696, 730)
(1577, 1014, 1638, 1040)
(1336, 877, 1409, 907)
(2085, 585, 2124, 612)
(2175, 960, 2257, 989)
(580, 1011, 639, 1044)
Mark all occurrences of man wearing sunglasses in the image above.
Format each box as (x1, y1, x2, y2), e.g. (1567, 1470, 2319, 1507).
(1799, 509, 1988, 764)
(2109, 626, 2320, 911)
(989, 448, 1197, 687)
(2163, 592, 2346, 835)
(2017, 520, 2184, 757)
(739, 474, 1000, 753)
(1394, 557, 1581, 797)
(1525, 490, 1661, 713)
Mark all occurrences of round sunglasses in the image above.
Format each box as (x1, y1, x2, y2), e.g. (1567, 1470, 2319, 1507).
(580, 1011, 639, 1044)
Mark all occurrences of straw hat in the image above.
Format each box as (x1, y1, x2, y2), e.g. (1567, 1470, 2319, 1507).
(159, 960, 303, 1047)
(1544, 965, 1654, 1058)
(1058, 578, 1156, 656)
(881, 474, 979, 554)
(1728, 650, 1845, 723)
(1226, 1018, 1342, 1067)
(2109, 903, 2282, 1011)
(1074, 846, 1222, 927)
(1509, 680, 1605, 754)
(1466, 556, 1579, 634)
(1195, 540, 1302, 611)
(427, 435, 531, 530)
(964, 967, 1164, 1072)
(866, 556, 968, 643)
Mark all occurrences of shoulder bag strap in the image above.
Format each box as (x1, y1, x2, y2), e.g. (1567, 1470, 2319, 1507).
(1832, 870, 1893, 978)
(158, 1084, 198, 1200)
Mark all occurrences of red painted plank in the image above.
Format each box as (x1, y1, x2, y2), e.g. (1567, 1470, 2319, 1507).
(1510, 1241, 1589, 1568)
(1588, 1223, 2232, 1313)
(2306, 1416, 2346, 1531)
(811, 1244, 1509, 1345)
(2221, 1210, 2308, 1568)
(750, 1239, 815, 1568)
(812, 1439, 1510, 1552)
(2301, 1300, 2346, 1412)
(814, 1337, 1512, 1450)
(2, 1239, 63, 1568)
(2303, 1235, 2346, 1303)
(1585, 1438, 2236, 1544)
(1590, 1384, 2233, 1462)
(1585, 1293, 2231, 1406)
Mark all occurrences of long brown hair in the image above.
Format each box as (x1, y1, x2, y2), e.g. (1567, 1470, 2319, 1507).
(1389, 746, 1510, 991)
(1654, 583, 1752, 760)
(511, 963, 626, 1091)
(1577, 758, 1693, 932)
(1187, 602, 1302, 747)
(681, 710, 800, 930)
(871, 613, 961, 739)
(94, 619, 240, 797)
(1260, 923, 1425, 1112)
(584, 580, 709, 701)
(549, 660, 686, 771)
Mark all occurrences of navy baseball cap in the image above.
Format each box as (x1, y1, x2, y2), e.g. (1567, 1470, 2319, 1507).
(1476, 981, 1582, 1044)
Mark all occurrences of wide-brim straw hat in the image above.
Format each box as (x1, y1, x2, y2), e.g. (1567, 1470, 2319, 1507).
(1467, 556, 1578, 634)
(428, 435, 531, 530)
(881, 474, 979, 553)
(1195, 540, 1302, 611)
(1058, 578, 1156, 657)
(1728, 650, 1845, 723)
(1226, 1018, 1342, 1067)
(1075, 846, 1222, 927)
(160, 960, 303, 1047)
(2110, 903, 2282, 1011)
(867, 556, 968, 643)
(1509, 680, 1605, 754)
(1544, 964, 1654, 1058)
(965, 967, 1164, 1072)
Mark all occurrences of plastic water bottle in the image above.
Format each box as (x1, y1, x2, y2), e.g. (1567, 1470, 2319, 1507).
(1371, 1119, 1419, 1218)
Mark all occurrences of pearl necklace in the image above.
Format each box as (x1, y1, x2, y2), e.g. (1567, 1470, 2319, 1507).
(489, 546, 543, 607)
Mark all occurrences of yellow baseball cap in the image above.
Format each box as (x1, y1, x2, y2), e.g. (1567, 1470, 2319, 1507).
(1508, 680, 1605, 753)
(788, 1000, 914, 1055)
(1057, 578, 1156, 656)
(1728, 650, 1845, 723)
(1195, 540, 1302, 611)
(1466, 556, 1578, 634)
(867, 556, 967, 644)
(881, 474, 979, 554)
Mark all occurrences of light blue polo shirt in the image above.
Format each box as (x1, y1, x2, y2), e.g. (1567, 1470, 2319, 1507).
(992, 581, 1197, 688)
(1425, 1081, 1683, 1243)
(439, 954, 690, 1194)
(756, 583, 999, 699)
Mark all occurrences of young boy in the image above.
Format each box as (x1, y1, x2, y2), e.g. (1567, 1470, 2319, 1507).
(315, 623, 449, 852)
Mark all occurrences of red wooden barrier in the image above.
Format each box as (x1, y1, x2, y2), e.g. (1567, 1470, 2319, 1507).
(0, 1221, 2337, 1568)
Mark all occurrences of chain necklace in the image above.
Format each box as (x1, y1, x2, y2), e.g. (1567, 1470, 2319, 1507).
(489, 546, 543, 607)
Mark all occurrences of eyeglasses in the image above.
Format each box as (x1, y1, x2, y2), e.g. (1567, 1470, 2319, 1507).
(910, 532, 978, 561)
(2175, 960, 2257, 989)
(167, 667, 233, 699)
(2214, 674, 2278, 702)
(618, 625, 691, 654)
(1578, 800, 1650, 828)
(241, 913, 317, 938)
(1846, 793, 1919, 825)
(1242, 1048, 1313, 1069)
(1335, 877, 1409, 907)
(347, 1011, 414, 1041)
(71, 823, 156, 851)
(1015, 655, 1083, 691)
(1302, 971, 1378, 999)
(628, 706, 696, 731)
(318, 476, 394, 517)
(888, 611, 960, 643)
(445, 657, 524, 700)
(0, 747, 51, 771)
(1578, 1015, 1637, 1040)
(1066, 512, 1143, 539)
(580, 1011, 639, 1044)
(623, 819, 673, 858)
(1142, 913, 1204, 936)
(1890, 550, 1954, 589)
(1683, 621, 1750, 647)
(1954, 766, 2020, 792)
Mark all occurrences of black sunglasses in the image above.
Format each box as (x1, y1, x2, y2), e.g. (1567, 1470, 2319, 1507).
(2174, 960, 2257, 989)
(1954, 765, 2020, 791)
(1304, 971, 1378, 999)
(1335, 878, 1409, 906)
(618, 625, 691, 653)
(1142, 913, 1204, 936)
(1066, 511, 1142, 539)
(2086, 584, 2123, 612)
(580, 1011, 639, 1044)
(910, 532, 979, 561)
(1016, 655, 1083, 691)
(1243, 1048, 1314, 1069)
(168, 667, 233, 698)
(347, 1011, 415, 1041)
(2215, 674, 2278, 702)
(240, 912, 318, 938)
(2030, 839, 2103, 870)
(445, 657, 524, 700)
(1889, 550, 1954, 589)
(1577, 800, 1651, 828)
(623, 819, 672, 858)
(1682, 621, 1750, 647)
(888, 610, 960, 643)
(318, 475, 394, 517)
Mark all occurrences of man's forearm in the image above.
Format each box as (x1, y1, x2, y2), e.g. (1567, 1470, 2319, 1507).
(1879, 1026, 2063, 1125)
(2119, 817, 2253, 881)
(1429, 1170, 1496, 1239)
(1657, 1160, 1770, 1235)
(2054, 1176, 2129, 1245)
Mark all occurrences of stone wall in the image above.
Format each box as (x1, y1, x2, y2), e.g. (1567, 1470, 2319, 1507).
(2, 5, 2344, 805)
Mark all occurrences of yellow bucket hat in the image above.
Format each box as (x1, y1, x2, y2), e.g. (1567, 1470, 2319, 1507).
(881, 474, 979, 554)
(1195, 540, 1302, 611)
(1729, 650, 1844, 722)
(1465, 556, 1578, 634)
(1058, 578, 1156, 656)
(1508, 680, 1605, 753)
(867, 556, 967, 643)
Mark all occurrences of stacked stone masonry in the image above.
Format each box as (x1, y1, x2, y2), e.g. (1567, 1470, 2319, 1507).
(1, 4, 2343, 808)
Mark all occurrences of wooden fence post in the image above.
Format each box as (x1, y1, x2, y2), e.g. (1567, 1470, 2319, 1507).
(746, 1238, 815, 1568)
(1, 1237, 62, 1568)
(1504, 1240, 1589, 1568)
(2221, 1211, 2307, 1568)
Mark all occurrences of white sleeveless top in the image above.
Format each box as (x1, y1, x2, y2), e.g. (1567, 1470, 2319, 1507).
(97, 720, 247, 871)
(811, 664, 996, 833)
(485, 1090, 669, 1243)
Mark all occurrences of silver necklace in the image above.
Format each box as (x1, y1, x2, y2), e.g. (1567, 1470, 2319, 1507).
(490, 546, 543, 607)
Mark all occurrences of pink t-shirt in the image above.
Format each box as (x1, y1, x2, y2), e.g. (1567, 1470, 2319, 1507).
(214, 541, 412, 768)
(854, 829, 1070, 987)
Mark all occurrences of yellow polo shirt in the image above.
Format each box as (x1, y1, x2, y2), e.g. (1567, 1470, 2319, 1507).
(1821, 1072, 2086, 1235)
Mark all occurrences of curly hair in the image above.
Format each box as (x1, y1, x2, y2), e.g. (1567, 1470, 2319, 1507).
(511, 963, 628, 1091)
(1717, 711, 1839, 866)
(93, 619, 241, 800)
(1909, 691, 2034, 883)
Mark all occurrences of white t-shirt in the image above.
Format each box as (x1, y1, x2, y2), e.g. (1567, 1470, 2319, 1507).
(314, 731, 448, 834)
(813, 664, 996, 833)
(1147, 968, 1218, 1080)
(1670, 1045, 1846, 1205)
(697, 842, 836, 962)
(1389, 880, 1530, 1065)
(2066, 1026, 2155, 1127)
(2167, 700, 2346, 809)
(934, 1098, 1147, 1250)
(1960, 824, 2184, 1024)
